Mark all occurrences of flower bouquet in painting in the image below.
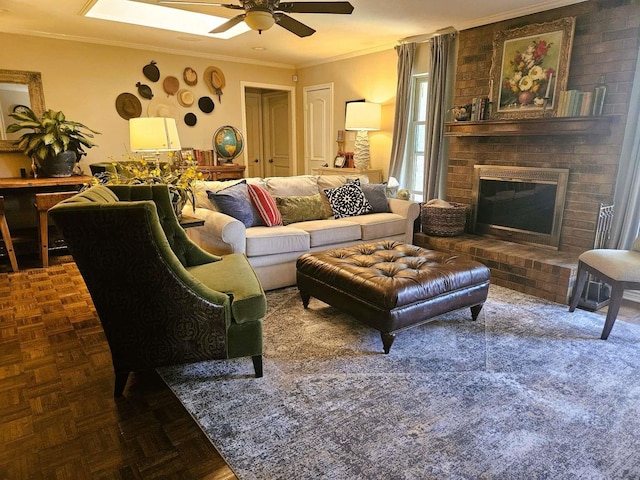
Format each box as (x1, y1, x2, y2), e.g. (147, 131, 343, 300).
(501, 38, 555, 108)
(490, 17, 575, 118)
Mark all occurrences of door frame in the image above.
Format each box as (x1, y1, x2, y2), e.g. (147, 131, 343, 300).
(303, 83, 334, 174)
(240, 81, 297, 176)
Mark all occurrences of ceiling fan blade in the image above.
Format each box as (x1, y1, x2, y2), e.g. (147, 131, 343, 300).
(157, 1, 244, 10)
(209, 14, 246, 33)
(277, 2, 354, 14)
(274, 12, 315, 37)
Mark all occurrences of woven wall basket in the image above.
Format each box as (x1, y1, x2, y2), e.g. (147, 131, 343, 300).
(421, 202, 469, 237)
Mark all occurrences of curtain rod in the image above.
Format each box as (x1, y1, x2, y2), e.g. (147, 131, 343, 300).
(399, 27, 457, 45)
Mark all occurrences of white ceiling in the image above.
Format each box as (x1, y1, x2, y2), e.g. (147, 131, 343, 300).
(0, 0, 585, 68)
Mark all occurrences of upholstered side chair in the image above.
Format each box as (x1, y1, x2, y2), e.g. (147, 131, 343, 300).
(50, 184, 267, 396)
(568, 235, 640, 339)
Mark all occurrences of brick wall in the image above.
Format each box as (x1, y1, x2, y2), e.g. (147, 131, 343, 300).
(447, 0, 640, 253)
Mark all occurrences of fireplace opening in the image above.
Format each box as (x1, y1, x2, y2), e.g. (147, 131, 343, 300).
(471, 166, 569, 249)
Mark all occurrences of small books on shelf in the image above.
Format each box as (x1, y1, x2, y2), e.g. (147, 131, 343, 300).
(556, 86, 606, 117)
(193, 149, 216, 166)
(469, 96, 491, 121)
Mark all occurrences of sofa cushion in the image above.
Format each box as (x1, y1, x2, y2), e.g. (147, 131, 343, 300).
(276, 193, 326, 225)
(246, 226, 310, 257)
(345, 212, 406, 240)
(194, 178, 265, 210)
(207, 180, 264, 228)
(264, 175, 318, 197)
(324, 179, 372, 219)
(247, 183, 282, 227)
(187, 253, 266, 323)
(289, 219, 361, 247)
(349, 181, 390, 213)
(317, 175, 349, 218)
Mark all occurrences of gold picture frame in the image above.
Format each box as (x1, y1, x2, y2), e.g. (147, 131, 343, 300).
(489, 17, 575, 119)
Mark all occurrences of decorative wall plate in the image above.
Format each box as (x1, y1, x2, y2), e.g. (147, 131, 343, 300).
(163, 76, 179, 95)
(184, 112, 197, 126)
(115, 92, 142, 120)
(198, 96, 215, 113)
(183, 67, 197, 86)
(143, 61, 160, 82)
(136, 82, 153, 99)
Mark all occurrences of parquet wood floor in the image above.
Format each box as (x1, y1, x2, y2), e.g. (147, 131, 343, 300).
(0, 256, 236, 480)
(1, 255, 638, 479)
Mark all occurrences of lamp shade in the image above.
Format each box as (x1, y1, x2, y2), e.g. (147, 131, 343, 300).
(345, 102, 381, 131)
(129, 117, 181, 152)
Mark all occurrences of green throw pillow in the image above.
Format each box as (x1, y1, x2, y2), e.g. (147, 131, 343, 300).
(276, 193, 326, 225)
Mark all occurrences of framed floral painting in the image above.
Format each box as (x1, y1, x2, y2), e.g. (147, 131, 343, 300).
(489, 17, 575, 119)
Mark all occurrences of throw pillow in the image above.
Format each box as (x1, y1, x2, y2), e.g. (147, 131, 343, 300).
(348, 180, 390, 213)
(247, 183, 283, 227)
(207, 180, 264, 228)
(324, 179, 372, 219)
(275, 193, 326, 225)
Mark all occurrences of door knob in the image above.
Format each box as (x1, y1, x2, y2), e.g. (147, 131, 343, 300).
(254, 158, 259, 163)
(268, 159, 274, 163)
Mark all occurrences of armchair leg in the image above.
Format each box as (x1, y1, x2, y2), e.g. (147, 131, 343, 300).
(569, 263, 589, 312)
(601, 284, 624, 340)
(114, 371, 130, 397)
(252, 355, 263, 378)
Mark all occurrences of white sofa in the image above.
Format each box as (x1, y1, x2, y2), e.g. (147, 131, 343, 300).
(185, 174, 421, 290)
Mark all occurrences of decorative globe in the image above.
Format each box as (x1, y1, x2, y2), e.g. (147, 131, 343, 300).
(212, 125, 244, 162)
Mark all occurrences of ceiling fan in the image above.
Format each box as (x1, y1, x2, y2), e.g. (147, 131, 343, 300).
(157, 0, 354, 37)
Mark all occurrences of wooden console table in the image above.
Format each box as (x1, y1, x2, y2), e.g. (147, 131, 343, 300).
(197, 164, 245, 181)
(313, 167, 384, 183)
(0, 175, 92, 256)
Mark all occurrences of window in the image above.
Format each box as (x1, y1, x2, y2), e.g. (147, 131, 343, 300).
(404, 74, 428, 202)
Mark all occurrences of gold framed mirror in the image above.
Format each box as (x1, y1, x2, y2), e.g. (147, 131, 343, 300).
(0, 70, 46, 152)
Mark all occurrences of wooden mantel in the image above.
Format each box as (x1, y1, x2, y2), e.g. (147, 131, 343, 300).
(444, 115, 616, 137)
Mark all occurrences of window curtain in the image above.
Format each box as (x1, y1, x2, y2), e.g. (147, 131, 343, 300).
(610, 46, 640, 249)
(423, 33, 455, 201)
(388, 42, 416, 187)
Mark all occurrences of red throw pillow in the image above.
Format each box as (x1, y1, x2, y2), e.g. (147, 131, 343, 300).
(247, 183, 283, 227)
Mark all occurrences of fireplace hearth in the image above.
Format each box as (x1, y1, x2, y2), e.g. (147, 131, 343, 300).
(471, 165, 569, 250)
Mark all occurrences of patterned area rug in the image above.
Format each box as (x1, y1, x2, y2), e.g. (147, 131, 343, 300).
(159, 285, 640, 480)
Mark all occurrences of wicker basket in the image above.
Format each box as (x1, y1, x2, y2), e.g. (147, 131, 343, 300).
(421, 202, 469, 237)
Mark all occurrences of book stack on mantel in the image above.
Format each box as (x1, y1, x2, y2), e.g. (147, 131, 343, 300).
(555, 87, 606, 117)
(469, 96, 491, 121)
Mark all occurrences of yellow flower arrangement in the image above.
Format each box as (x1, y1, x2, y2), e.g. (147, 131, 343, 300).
(92, 154, 203, 214)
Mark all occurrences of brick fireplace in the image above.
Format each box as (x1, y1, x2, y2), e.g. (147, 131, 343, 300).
(415, 0, 639, 303)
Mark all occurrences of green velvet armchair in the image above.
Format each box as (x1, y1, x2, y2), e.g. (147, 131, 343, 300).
(50, 184, 266, 397)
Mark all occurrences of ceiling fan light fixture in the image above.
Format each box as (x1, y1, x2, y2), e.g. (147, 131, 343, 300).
(245, 9, 275, 33)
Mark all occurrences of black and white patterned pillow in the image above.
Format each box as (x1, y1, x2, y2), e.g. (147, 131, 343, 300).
(324, 179, 372, 219)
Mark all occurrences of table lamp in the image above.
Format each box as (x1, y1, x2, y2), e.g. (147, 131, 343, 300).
(345, 102, 381, 171)
(129, 117, 181, 168)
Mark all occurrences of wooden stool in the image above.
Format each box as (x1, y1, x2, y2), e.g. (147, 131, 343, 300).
(35, 192, 78, 267)
(0, 196, 19, 271)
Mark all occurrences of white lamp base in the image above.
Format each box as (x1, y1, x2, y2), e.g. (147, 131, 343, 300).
(353, 130, 370, 171)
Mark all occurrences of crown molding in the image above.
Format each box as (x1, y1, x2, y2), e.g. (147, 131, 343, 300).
(452, 0, 588, 31)
(1, 28, 296, 70)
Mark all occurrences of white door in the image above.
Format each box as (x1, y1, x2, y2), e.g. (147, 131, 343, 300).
(245, 92, 264, 178)
(304, 84, 333, 174)
(263, 91, 291, 177)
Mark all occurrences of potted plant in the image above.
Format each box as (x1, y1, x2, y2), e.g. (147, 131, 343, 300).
(6, 106, 100, 177)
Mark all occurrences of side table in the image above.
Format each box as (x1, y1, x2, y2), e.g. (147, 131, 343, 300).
(179, 215, 205, 229)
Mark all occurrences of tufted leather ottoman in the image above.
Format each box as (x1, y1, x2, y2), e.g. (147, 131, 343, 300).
(296, 241, 490, 353)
